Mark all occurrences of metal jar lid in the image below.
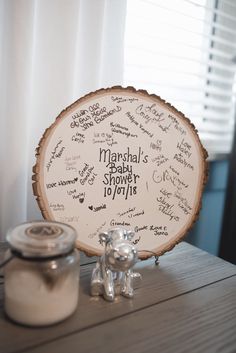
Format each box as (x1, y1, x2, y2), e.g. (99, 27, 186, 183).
(6, 221, 77, 258)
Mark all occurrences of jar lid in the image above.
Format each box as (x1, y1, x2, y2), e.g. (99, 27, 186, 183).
(6, 221, 77, 258)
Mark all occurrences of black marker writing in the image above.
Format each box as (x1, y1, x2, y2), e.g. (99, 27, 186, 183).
(46, 140, 65, 172)
(156, 196, 180, 222)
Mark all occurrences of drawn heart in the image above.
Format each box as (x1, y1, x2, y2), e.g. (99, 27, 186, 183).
(88, 205, 93, 211)
(79, 198, 84, 204)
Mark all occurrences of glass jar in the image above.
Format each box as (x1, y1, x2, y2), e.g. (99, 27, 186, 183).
(4, 221, 79, 326)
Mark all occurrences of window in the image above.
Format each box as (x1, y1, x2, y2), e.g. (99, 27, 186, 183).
(124, 0, 236, 158)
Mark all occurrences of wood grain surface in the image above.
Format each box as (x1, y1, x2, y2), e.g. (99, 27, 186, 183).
(0, 242, 235, 353)
(26, 276, 236, 353)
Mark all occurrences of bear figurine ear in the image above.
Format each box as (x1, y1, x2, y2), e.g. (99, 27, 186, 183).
(126, 230, 135, 241)
(99, 231, 110, 245)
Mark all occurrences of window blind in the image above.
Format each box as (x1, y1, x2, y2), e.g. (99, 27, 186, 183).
(124, 0, 236, 157)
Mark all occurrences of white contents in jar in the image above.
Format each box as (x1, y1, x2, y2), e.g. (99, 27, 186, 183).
(4, 267, 79, 326)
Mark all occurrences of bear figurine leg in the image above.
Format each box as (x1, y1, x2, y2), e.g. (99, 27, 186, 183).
(121, 269, 134, 298)
(102, 267, 115, 301)
(91, 262, 103, 296)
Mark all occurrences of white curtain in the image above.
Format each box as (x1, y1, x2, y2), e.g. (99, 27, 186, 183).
(0, 0, 127, 239)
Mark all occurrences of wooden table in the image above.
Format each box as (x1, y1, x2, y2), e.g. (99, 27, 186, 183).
(0, 242, 235, 353)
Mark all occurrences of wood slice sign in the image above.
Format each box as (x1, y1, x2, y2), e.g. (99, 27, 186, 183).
(33, 87, 208, 258)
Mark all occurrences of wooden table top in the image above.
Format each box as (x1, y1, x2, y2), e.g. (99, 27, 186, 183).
(0, 242, 235, 353)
